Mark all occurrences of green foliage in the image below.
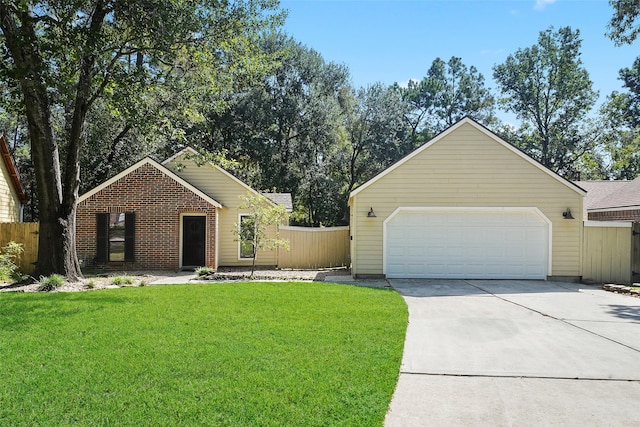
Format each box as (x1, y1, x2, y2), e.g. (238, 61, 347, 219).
(493, 26, 598, 179)
(196, 266, 215, 277)
(607, 0, 640, 46)
(37, 274, 66, 292)
(401, 56, 496, 137)
(234, 192, 289, 276)
(0, 241, 23, 282)
(110, 276, 134, 286)
(0, 283, 407, 425)
(0, 0, 285, 278)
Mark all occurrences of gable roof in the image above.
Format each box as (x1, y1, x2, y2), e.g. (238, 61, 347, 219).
(349, 117, 586, 199)
(264, 193, 293, 212)
(78, 156, 222, 207)
(578, 176, 640, 211)
(162, 147, 280, 208)
(0, 134, 27, 204)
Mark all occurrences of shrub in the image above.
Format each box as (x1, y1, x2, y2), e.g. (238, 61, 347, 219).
(111, 276, 133, 286)
(37, 274, 66, 292)
(196, 266, 215, 277)
(0, 241, 24, 282)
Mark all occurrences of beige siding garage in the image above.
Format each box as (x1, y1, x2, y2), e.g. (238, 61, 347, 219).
(349, 118, 585, 279)
(164, 151, 278, 267)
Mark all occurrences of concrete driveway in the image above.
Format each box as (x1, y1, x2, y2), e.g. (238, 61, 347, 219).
(385, 280, 640, 426)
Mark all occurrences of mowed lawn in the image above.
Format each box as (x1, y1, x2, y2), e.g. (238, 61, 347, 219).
(0, 282, 407, 426)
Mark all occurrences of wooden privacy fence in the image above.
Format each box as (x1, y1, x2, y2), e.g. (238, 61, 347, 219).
(277, 226, 350, 269)
(0, 222, 39, 274)
(582, 221, 639, 284)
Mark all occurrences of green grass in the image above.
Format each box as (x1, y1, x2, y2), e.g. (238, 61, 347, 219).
(0, 282, 407, 426)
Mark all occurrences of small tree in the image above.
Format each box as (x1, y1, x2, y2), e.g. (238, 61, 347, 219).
(234, 192, 289, 278)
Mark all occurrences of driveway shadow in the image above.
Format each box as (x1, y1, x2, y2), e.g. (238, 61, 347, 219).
(606, 304, 640, 323)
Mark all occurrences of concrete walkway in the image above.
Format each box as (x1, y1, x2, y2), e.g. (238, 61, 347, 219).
(386, 280, 640, 426)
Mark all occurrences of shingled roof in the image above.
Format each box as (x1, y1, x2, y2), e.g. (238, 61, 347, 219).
(264, 192, 293, 212)
(575, 177, 640, 212)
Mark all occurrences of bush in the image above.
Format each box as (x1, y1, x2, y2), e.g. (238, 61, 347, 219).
(195, 266, 215, 277)
(0, 241, 24, 282)
(111, 276, 133, 286)
(37, 274, 66, 292)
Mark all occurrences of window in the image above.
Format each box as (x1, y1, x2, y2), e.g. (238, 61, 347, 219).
(239, 214, 255, 259)
(96, 212, 135, 262)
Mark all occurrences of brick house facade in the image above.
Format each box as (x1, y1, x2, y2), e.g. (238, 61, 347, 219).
(77, 159, 220, 271)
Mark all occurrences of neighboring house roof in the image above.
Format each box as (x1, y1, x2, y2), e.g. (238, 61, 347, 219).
(79, 156, 222, 207)
(574, 180, 631, 215)
(576, 176, 640, 211)
(162, 147, 280, 208)
(0, 134, 27, 204)
(264, 193, 293, 212)
(349, 117, 586, 200)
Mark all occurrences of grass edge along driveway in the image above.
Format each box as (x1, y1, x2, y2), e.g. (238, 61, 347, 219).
(0, 282, 407, 426)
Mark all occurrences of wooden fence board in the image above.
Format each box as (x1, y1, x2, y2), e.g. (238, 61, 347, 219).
(583, 222, 632, 284)
(0, 222, 39, 274)
(277, 226, 350, 269)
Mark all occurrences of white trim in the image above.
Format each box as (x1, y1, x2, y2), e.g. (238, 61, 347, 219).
(278, 225, 350, 232)
(349, 117, 586, 200)
(237, 213, 255, 260)
(179, 212, 207, 269)
(79, 157, 222, 208)
(162, 148, 279, 208)
(588, 206, 640, 213)
(584, 220, 633, 228)
(382, 206, 553, 277)
(214, 211, 220, 270)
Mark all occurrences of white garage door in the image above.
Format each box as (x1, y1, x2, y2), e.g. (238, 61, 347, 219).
(385, 208, 549, 279)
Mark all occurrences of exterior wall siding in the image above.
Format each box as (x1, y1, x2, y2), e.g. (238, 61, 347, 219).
(77, 163, 217, 271)
(351, 122, 584, 277)
(164, 155, 278, 266)
(588, 210, 640, 222)
(0, 150, 21, 222)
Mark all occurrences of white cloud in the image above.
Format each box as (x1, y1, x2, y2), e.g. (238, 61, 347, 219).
(534, 0, 556, 11)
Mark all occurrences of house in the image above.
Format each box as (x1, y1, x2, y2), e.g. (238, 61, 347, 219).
(0, 134, 26, 222)
(76, 148, 290, 271)
(349, 117, 585, 280)
(576, 177, 640, 222)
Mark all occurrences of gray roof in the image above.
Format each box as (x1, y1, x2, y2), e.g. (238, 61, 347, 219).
(575, 177, 640, 213)
(264, 193, 293, 212)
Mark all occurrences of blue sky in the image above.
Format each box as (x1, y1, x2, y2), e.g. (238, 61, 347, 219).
(280, 0, 637, 112)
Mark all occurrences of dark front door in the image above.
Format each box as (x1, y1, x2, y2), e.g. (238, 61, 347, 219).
(183, 216, 206, 268)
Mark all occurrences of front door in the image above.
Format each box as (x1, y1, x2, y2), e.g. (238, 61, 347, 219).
(182, 216, 206, 268)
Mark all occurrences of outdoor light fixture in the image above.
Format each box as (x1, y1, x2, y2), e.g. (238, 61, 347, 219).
(367, 207, 377, 218)
(562, 208, 575, 219)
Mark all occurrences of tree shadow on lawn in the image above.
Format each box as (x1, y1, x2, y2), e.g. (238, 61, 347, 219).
(0, 292, 129, 331)
(606, 304, 640, 323)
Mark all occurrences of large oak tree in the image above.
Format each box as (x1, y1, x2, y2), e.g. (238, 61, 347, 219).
(493, 26, 598, 178)
(0, 0, 283, 279)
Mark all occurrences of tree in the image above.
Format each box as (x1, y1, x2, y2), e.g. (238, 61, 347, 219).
(493, 26, 598, 178)
(234, 192, 289, 277)
(607, 0, 640, 46)
(0, 0, 283, 279)
(400, 56, 496, 142)
(201, 35, 350, 226)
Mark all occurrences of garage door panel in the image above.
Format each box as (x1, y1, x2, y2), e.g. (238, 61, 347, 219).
(385, 209, 549, 279)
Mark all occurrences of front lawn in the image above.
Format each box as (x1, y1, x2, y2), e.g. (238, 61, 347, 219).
(0, 282, 407, 426)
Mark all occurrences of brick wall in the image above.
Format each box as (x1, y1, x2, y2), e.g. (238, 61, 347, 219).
(588, 209, 640, 222)
(77, 162, 217, 271)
